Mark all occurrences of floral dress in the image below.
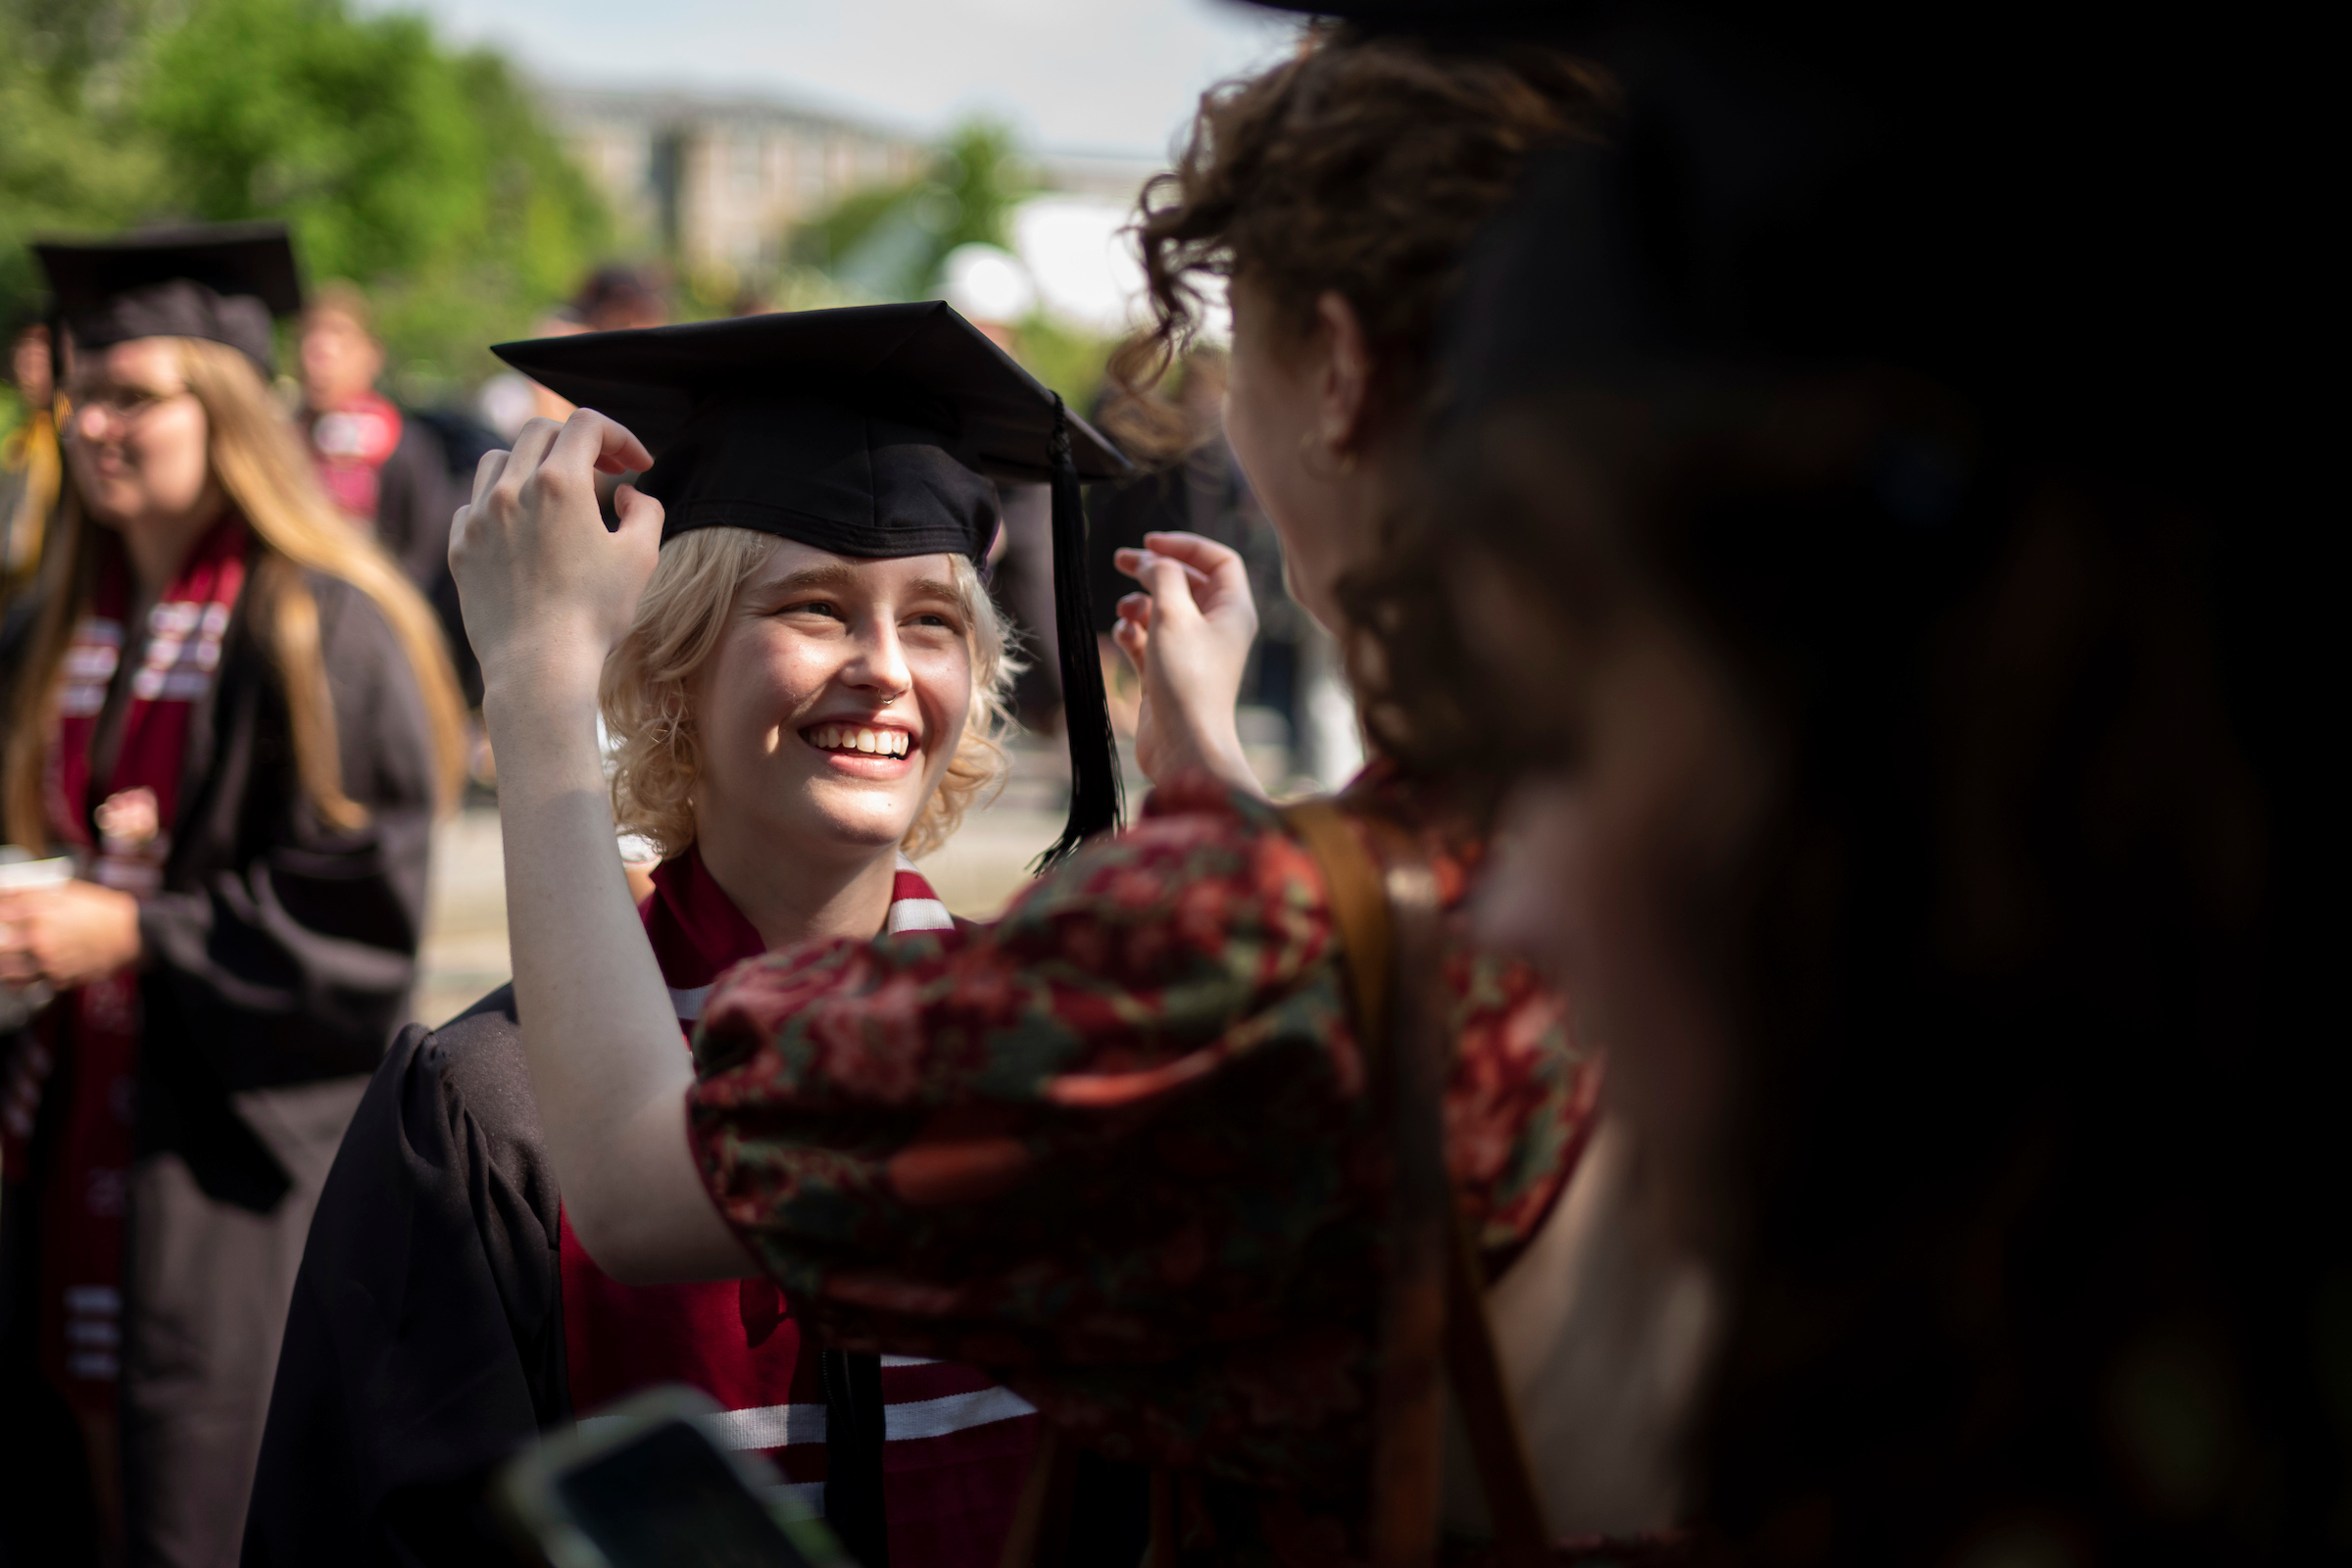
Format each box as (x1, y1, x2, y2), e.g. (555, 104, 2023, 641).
(687, 772, 1600, 1521)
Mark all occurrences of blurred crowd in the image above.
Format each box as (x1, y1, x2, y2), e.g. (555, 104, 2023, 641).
(0, 5, 2335, 1568)
(10, 256, 1336, 790)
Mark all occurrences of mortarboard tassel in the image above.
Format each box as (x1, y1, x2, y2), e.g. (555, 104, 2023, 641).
(1035, 393, 1125, 869)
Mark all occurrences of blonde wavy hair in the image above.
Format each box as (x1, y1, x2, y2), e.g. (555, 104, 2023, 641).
(3, 337, 466, 848)
(599, 526, 1019, 861)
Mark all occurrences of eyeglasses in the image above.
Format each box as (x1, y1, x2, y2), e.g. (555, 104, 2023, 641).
(61, 385, 192, 430)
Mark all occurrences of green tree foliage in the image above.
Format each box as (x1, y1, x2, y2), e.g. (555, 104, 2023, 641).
(792, 118, 1027, 302)
(0, 2, 170, 331)
(0, 0, 610, 394)
(1019, 318, 1119, 425)
(783, 117, 1119, 408)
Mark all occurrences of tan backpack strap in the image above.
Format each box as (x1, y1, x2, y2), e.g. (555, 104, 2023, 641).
(1283, 801, 1553, 1568)
(1446, 1213, 1553, 1567)
(1283, 798, 1393, 1043)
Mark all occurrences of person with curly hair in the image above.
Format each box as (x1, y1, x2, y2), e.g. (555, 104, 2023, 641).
(1310, 2, 2340, 1561)
(438, 24, 1698, 1565)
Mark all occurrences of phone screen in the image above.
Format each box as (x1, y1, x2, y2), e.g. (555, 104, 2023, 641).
(555, 1421, 819, 1568)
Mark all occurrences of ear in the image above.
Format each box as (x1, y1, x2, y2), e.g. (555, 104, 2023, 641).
(1313, 290, 1375, 454)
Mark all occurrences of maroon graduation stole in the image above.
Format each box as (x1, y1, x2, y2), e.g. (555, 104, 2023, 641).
(560, 847, 801, 1446)
(559, 850, 1038, 1556)
(22, 514, 248, 1420)
(307, 391, 404, 524)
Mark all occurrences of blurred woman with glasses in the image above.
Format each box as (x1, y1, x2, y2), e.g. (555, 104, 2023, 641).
(0, 226, 464, 1568)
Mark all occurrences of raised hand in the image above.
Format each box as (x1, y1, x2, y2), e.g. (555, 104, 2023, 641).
(1111, 529, 1263, 797)
(447, 410, 661, 710)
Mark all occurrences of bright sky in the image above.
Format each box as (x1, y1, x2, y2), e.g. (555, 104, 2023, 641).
(371, 0, 1302, 158)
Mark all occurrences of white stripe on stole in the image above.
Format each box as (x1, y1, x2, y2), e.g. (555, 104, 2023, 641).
(887, 1384, 1036, 1440)
(887, 899, 955, 935)
(887, 852, 956, 935)
(577, 1385, 1035, 1450)
(670, 855, 950, 1024)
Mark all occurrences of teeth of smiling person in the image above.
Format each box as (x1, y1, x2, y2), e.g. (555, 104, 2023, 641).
(808, 724, 908, 757)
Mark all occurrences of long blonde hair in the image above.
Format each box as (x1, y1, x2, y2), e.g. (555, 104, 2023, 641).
(600, 526, 1017, 861)
(2, 337, 466, 847)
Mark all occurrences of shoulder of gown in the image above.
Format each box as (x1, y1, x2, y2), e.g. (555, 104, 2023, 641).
(244, 985, 571, 1567)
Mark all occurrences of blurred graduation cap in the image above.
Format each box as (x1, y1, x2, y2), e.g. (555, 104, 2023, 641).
(33, 221, 302, 375)
(494, 301, 1132, 866)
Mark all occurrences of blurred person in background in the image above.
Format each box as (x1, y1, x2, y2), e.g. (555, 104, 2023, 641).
(298, 279, 499, 722)
(466, 269, 662, 743)
(250, 310, 1069, 1568)
(3, 314, 61, 604)
(476, 307, 587, 440)
(938, 243, 1067, 738)
(445, 31, 1673, 1564)
(572, 262, 668, 333)
(0, 225, 466, 1568)
(1322, 2, 2339, 1561)
(295, 282, 455, 599)
(567, 266, 667, 513)
(475, 261, 662, 446)
(1091, 348, 1343, 789)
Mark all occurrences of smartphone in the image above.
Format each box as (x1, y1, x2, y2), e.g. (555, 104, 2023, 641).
(498, 1386, 853, 1568)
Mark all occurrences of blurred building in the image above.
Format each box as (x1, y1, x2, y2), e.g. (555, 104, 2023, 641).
(1024, 151, 1162, 205)
(546, 85, 930, 271)
(544, 84, 1161, 284)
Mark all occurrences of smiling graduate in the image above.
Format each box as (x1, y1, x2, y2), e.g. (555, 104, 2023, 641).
(242, 304, 1134, 1568)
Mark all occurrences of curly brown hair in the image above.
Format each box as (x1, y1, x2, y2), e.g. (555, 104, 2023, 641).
(1104, 25, 1610, 453)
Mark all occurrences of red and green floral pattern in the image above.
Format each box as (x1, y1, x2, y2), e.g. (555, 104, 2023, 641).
(688, 773, 1598, 1498)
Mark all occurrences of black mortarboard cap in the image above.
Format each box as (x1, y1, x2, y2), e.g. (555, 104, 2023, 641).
(493, 302, 1132, 866)
(34, 221, 302, 375)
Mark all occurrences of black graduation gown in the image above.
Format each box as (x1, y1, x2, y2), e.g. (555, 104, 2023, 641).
(241, 988, 567, 1568)
(246, 1004, 1152, 1568)
(244, 991, 920, 1567)
(369, 416, 457, 601)
(0, 568, 438, 1568)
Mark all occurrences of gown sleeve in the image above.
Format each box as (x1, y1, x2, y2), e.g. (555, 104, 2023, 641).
(243, 987, 568, 1567)
(136, 574, 438, 1085)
